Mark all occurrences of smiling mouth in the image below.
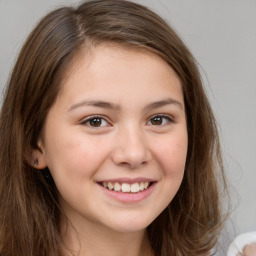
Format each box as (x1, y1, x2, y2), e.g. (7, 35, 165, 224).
(99, 181, 152, 193)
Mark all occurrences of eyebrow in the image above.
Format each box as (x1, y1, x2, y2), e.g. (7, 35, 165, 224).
(68, 97, 183, 112)
(68, 100, 120, 112)
(143, 98, 183, 111)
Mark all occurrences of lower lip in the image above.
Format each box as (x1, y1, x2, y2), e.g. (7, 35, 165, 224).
(97, 183, 155, 203)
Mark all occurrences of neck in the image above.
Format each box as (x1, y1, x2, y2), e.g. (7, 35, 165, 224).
(61, 216, 154, 256)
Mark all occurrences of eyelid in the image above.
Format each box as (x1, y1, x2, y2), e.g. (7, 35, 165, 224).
(147, 114, 174, 125)
(80, 115, 112, 127)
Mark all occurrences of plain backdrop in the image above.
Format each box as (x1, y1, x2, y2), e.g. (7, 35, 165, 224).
(0, 0, 256, 254)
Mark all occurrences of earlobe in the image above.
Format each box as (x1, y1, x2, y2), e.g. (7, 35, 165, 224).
(31, 141, 47, 170)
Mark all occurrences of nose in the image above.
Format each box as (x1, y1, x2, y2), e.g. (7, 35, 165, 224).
(111, 126, 152, 169)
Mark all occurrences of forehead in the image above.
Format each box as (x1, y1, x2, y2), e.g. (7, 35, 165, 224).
(64, 43, 180, 80)
(62, 42, 177, 77)
(56, 43, 183, 105)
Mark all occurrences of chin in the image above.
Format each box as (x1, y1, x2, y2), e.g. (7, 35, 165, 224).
(105, 215, 155, 233)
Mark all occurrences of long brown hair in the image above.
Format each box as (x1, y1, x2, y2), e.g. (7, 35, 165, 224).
(0, 0, 228, 255)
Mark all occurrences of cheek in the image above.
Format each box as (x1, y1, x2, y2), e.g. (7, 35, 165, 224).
(156, 133, 188, 176)
(44, 129, 112, 180)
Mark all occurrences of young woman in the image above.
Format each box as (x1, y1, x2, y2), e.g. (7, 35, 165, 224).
(0, 0, 228, 255)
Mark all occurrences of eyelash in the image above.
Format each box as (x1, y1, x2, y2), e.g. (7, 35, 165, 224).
(147, 114, 174, 126)
(80, 114, 174, 128)
(80, 115, 110, 128)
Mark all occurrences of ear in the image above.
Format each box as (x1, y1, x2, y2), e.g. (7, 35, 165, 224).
(30, 140, 47, 170)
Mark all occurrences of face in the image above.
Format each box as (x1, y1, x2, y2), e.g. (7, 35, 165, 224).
(35, 45, 188, 234)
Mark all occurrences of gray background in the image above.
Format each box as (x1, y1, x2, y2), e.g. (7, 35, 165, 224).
(0, 0, 255, 254)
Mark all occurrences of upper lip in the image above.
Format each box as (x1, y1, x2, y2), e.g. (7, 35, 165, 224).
(96, 177, 156, 184)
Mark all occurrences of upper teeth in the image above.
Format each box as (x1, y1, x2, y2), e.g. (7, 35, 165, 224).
(102, 182, 150, 193)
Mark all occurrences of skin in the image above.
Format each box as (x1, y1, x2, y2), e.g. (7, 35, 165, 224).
(33, 45, 188, 256)
(237, 243, 256, 256)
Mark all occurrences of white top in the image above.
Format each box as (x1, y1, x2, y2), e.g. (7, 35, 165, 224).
(227, 232, 256, 256)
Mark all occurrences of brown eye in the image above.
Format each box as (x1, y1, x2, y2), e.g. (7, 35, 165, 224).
(148, 115, 172, 126)
(82, 116, 109, 127)
(151, 116, 163, 125)
(89, 118, 102, 127)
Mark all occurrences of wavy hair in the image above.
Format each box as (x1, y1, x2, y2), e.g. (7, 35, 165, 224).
(0, 0, 228, 255)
